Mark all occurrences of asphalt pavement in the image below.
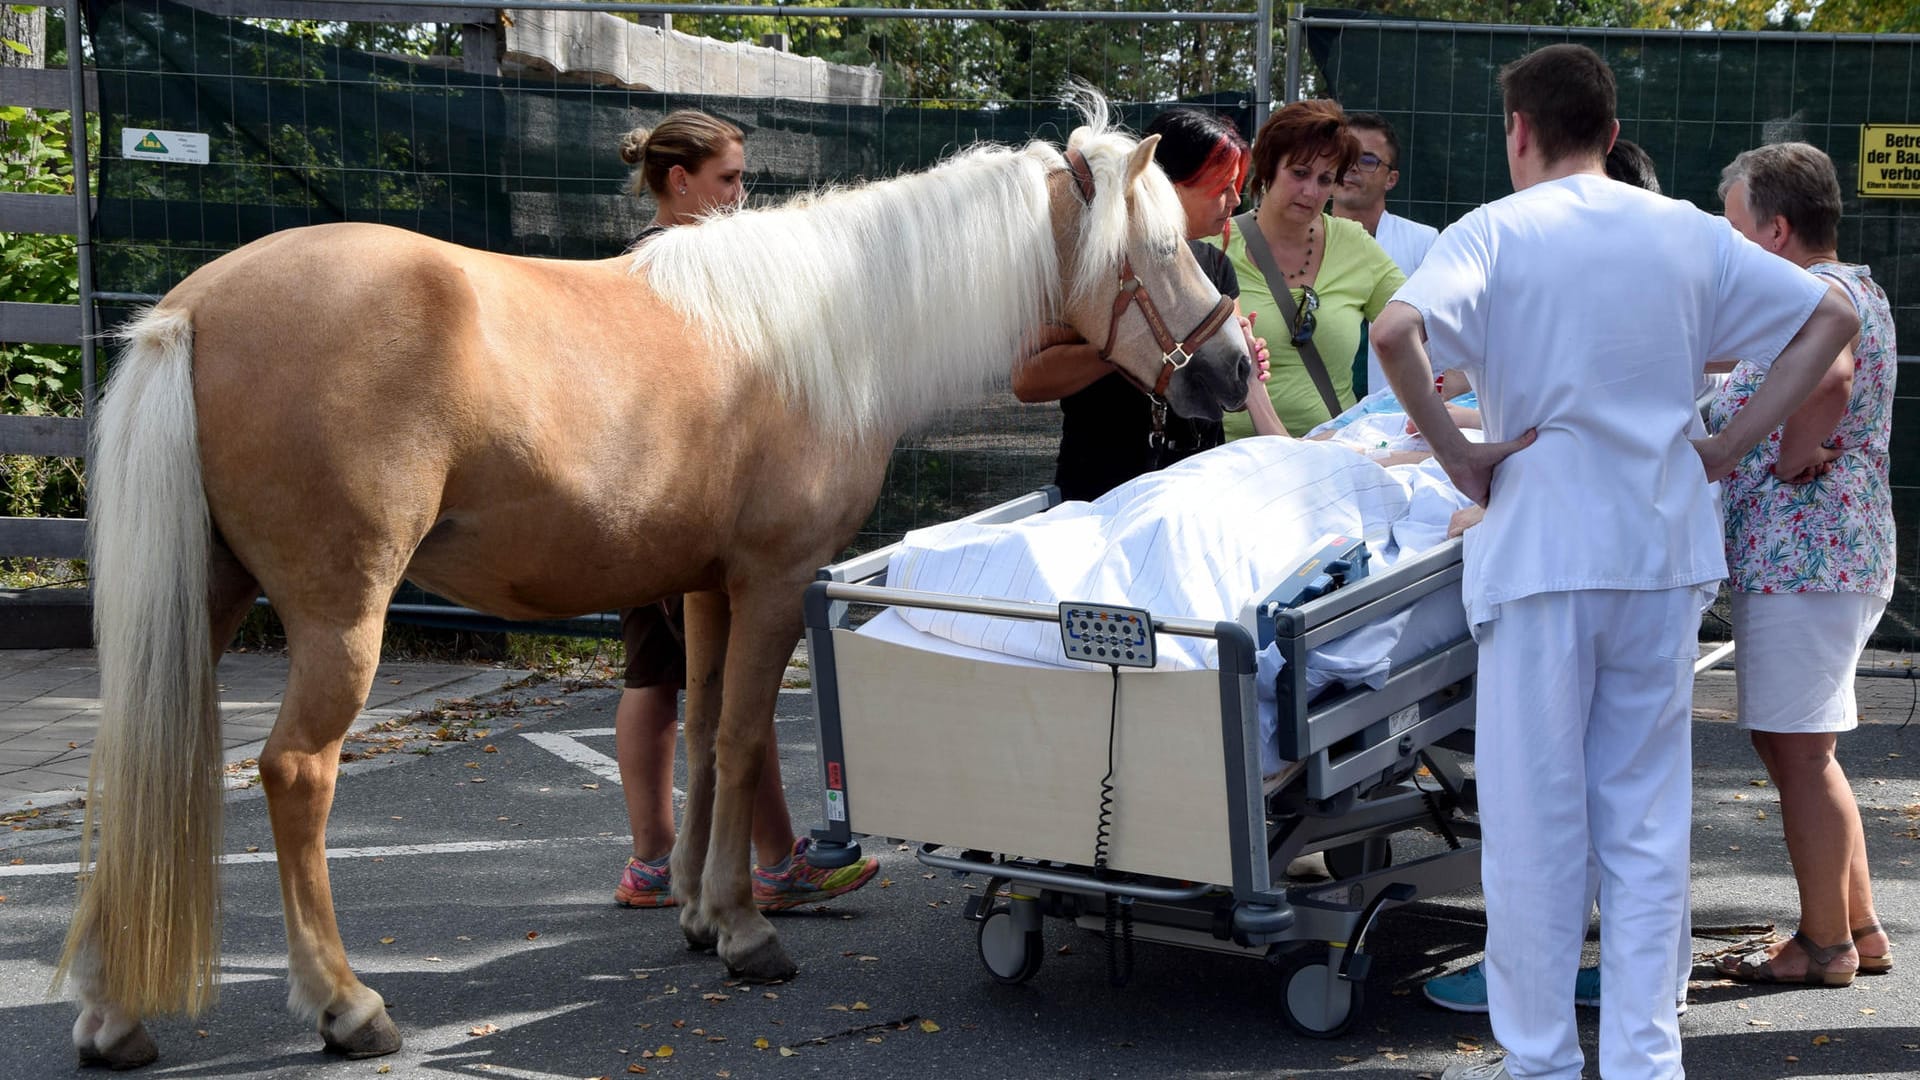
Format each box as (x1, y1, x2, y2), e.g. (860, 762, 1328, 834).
(0, 661, 1916, 1079)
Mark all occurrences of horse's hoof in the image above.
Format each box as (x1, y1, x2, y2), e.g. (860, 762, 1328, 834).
(77, 1023, 159, 1071)
(321, 1009, 402, 1059)
(723, 935, 798, 983)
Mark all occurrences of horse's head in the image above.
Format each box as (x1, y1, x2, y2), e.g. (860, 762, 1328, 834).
(1048, 118, 1252, 423)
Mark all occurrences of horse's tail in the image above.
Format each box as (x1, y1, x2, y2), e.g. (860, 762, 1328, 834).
(53, 306, 224, 1016)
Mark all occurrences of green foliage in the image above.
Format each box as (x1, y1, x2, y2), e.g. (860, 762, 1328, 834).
(1, 95, 90, 521)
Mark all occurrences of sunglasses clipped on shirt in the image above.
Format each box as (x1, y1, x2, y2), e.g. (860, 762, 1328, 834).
(1290, 285, 1319, 347)
(1352, 152, 1393, 174)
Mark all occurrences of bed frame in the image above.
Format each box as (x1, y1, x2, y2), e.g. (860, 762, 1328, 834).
(798, 488, 1484, 1037)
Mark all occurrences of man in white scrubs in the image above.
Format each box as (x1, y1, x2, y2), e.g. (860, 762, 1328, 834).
(1371, 44, 1858, 1080)
(1333, 113, 1440, 397)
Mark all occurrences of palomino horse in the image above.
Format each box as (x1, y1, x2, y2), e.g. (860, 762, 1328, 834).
(55, 97, 1251, 1067)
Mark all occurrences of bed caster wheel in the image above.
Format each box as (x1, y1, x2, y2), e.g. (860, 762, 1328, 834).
(977, 906, 1045, 985)
(1324, 837, 1392, 880)
(1273, 946, 1364, 1038)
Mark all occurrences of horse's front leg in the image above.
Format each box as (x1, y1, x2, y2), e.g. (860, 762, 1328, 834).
(673, 590, 729, 951)
(698, 587, 802, 982)
(259, 614, 401, 1058)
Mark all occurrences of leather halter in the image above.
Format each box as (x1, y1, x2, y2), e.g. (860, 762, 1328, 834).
(1062, 147, 1238, 405)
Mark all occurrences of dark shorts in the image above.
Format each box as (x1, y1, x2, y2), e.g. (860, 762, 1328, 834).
(620, 597, 686, 689)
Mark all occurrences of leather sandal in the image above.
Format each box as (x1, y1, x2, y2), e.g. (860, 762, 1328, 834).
(1853, 920, 1893, 975)
(1715, 930, 1857, 987)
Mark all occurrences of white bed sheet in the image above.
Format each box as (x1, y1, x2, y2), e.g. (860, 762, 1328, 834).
(855, 435, 1480, 775)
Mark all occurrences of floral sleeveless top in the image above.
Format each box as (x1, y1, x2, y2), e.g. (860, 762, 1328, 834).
(1706, 262, 1896, 597)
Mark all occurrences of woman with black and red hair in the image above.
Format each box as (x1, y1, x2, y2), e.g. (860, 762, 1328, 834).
(1223, 99, 1405, 439)
(1014, 107, 1265, 502)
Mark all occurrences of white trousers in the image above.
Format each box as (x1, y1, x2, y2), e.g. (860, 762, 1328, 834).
(1477, 588, 1698, 1080)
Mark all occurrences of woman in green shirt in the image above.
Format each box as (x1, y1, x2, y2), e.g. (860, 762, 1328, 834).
(1218, 100, 1406, 438)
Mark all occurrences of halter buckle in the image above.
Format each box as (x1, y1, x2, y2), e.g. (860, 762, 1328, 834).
(1162, 345, 1193, 371)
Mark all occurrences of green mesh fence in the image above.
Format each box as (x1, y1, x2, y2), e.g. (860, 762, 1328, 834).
(1303, 11, 1920, 655)
(84, 0, 1253, 566)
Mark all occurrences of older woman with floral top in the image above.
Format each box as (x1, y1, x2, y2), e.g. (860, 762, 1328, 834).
(1708, 142, 1896, 986)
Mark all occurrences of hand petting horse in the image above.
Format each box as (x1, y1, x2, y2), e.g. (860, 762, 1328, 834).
(54, 89, 1251, 1068)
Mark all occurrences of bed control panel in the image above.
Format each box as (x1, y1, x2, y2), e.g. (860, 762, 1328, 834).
(1058, 602, 1157, 668)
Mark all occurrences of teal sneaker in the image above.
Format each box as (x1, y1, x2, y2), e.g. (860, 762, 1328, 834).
(1423, 961, 1605, 1013)
(751, 837, 880, 912)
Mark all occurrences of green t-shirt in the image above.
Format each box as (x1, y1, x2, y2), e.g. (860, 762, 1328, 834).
(1214, 214, 1405, 439)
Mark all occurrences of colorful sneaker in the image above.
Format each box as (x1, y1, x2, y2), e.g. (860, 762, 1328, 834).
(752, 838, 880, 911)
(614, 855, 677, 908)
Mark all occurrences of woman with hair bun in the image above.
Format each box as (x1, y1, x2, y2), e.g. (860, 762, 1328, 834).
(609, 109, 878, 913)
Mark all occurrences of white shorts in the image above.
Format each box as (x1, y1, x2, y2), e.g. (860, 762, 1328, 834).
(1730, 590, 1886, 733)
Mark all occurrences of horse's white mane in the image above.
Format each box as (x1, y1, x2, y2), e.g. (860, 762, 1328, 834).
(631, 89, 1187, 440)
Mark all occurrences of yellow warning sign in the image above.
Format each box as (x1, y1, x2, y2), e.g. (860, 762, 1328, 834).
(1859, 124, 1920, 198)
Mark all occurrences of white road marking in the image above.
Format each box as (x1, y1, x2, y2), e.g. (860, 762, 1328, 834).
(1, 837, 566, 878)
(518, 729, 687, 800)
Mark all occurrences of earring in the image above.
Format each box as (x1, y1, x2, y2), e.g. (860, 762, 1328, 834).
(679, 186, 687, 195)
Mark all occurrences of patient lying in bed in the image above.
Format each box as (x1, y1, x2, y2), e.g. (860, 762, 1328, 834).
(861, 425, 1482, 772)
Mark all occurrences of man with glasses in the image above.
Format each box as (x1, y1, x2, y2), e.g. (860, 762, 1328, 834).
(1333, 114, 1439, 398)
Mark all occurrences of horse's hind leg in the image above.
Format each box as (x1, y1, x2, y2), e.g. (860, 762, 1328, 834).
(258, 602, 401, 1058)
(209, 538, 262, 654)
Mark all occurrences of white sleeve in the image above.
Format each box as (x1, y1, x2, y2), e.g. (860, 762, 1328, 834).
(1389, 208, 1492, 379)
(1705, 218, 1831, 372)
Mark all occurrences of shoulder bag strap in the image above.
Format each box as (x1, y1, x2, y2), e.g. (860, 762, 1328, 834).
(1234, 210, 1344, 421)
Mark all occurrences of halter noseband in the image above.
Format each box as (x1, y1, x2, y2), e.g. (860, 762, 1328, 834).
(1063, 148, 1239, 414)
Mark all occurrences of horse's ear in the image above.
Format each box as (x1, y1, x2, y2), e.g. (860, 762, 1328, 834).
(1124, 134, 1161, 189)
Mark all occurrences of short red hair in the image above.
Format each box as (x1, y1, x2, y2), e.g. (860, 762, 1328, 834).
(1248, 99, 1360, 200)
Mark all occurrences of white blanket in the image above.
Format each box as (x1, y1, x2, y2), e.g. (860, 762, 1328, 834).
(860, 436, 1478, 775)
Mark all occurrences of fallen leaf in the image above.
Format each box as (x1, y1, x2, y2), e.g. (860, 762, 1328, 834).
(762, 992, 779, 1000)
(469, 1023, 500, 1037)
(1862, 1007, 1877, 1015)
(827, 1004, 849, 1012)
(526, 931, 541, 940)
(195, 1030, 208, 1038)
(920, 1020, 941, 1033)
(627, 1065, 648, 1074)
(1456, 1041, 1481, 1052)
(1336, 1055, 1361, 1063)
(856, 955, 879, 963)
(706, 1035, 726, 1043)
(470, 777, 487, 783)
(377, 1066, 392, 1075)
(245, 845, 259, 853)
(484, 745, 499, 753)
(878, 878, 893, 889)
(654, 1045, 674, 1058)
(464, 762, 480, 769)
(703, 992, 729, 1002)
(850, 1001, 871, 1012)
(1812, 1034, 1831, 1046)
(583, 783, 600, 790)
(866, 1036, 884, 1044)
(1057, 945, 1073, 955)
(753, 1037, 770, 1050)
(1749, 1019, 1773, 1026)
(379, 936, 396, 945)
(779, 1047, 797, 1057)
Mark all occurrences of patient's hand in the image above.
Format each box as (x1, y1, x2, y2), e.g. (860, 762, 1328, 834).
(1406, 404, 1483, 437)
(1447, 505, 1485, 538)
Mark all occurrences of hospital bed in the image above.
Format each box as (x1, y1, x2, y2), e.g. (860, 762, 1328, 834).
(798, 471, 1485, 1038)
